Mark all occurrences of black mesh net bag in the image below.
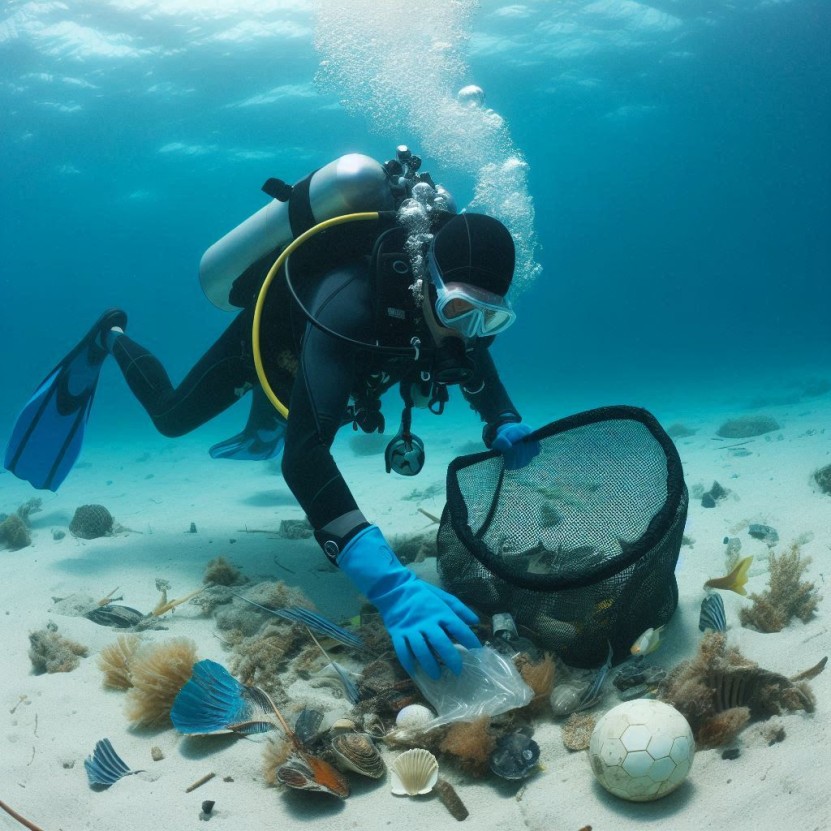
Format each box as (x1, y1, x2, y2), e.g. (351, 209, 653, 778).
(437, 406, 687, 667)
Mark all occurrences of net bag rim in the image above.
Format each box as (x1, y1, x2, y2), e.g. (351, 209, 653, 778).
(443, 404, 685, 592)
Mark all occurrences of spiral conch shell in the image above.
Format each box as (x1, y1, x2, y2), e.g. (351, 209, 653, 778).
(390, 748, 439, 796)
(330, 732, 386, 779)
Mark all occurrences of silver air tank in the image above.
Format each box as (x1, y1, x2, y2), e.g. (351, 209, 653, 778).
(199, 153, 394, 310)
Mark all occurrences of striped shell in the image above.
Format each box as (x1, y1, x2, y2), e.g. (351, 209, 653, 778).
(330, 732, 386, 779)
(390, 748, 439, 796)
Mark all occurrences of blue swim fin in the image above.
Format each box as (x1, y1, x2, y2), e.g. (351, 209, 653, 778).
(209, 385, 286, 461)
(4, 309, 127, 491)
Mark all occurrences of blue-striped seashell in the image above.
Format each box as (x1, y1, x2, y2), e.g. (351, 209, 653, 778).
(699, 593, 727, 632)
(84, 738, 140, 788)
(171, 659, 275, 735)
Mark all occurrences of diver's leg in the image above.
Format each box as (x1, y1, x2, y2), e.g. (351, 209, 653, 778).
(108, 312, 257, 437)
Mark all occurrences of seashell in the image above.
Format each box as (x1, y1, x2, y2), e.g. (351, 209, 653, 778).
(330, 732, 386, 779)
(549, 681, 588, 717)
(329, 717, 358, 736)
(489, 729, 540, 780)
(699, 593, 727, 632)
(84, 738, 141, 788)
(84, 605, 145, 628)
(395, 703, 435, 731)
(294, 708, 325, 746)
(276, 751, 350, 798)
(390, 748, 439, 796)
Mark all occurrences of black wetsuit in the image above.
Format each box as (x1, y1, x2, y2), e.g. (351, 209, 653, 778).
(110, 245, 520, 534)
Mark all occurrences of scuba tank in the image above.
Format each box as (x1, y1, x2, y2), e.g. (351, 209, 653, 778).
(199, 153, 396, 311)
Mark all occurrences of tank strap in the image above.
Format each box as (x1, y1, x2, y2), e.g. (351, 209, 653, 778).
(288, 172, 316, 237)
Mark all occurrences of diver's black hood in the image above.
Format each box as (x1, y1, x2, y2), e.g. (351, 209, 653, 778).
(431, 213, 515, 297)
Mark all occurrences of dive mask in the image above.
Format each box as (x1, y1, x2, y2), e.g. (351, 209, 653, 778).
(427, 248, 516, 339)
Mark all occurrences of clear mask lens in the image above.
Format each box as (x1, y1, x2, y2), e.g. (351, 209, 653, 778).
(427, 250, 516, 338)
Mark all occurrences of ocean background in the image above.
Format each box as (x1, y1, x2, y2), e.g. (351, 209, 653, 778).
(1, 0, 829, 454)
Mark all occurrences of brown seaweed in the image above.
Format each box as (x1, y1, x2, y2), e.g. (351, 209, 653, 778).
(98, 634, 142, 690)
(438, 717, 496, 777)
(125, 638, 198, 726)
(739, 544, 820, 632)
(28, 626, 88, 673)
(660, 632, 816, 746)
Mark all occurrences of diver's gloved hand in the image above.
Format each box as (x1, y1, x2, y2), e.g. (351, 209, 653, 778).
(337, 525, 480, 679)
(492, 422, 540, 470)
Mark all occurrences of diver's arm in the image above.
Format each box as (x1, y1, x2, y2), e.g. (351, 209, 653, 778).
(279, 267, 369, 535)
(461, 339, 523, 447)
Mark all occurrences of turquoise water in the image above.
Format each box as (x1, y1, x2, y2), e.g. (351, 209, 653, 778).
(1, 6, 829, 826)
(1, 0, 828, 446)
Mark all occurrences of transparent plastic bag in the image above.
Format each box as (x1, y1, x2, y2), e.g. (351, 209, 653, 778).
(411, 645, 534, 729)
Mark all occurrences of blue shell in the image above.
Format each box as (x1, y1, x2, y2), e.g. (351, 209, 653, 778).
(171, 659, 275, 735)
(489, 730, 540, 780)
(699, 593, 727, 632)
(84, 738, 140, 788)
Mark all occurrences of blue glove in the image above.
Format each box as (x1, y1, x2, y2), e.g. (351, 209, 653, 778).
(337, 525, 480, 679)
(492, 422, 540, 470)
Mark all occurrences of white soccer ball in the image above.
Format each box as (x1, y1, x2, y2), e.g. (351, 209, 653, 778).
(588, 699, 694, 802)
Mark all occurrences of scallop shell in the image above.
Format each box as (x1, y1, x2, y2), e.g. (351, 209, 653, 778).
(395, 703, 434, 731)
(330, 732, 386, 779)
(390, 748, 439, 796)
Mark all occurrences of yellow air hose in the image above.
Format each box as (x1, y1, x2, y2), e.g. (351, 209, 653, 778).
(252, 211, 381, 418)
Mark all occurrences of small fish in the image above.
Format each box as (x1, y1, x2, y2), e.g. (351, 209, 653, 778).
(704, 555, 753, 596)
(630, 625, 665, 656)
(699, 593, 727, 632)
(323, 660, 362, 704)
(230, 594, 365, 650)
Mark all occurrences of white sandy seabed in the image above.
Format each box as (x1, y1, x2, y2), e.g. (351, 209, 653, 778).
(0, 379, 829, 831)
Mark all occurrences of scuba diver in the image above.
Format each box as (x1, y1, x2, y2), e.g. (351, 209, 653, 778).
(4, 147, 540, 680)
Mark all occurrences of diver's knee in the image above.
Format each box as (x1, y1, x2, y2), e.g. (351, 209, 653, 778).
(155, 419, 189, 439)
